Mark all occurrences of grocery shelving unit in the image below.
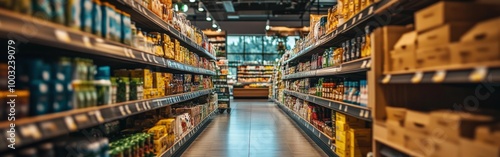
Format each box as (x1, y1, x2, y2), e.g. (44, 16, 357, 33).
(202, 30, 227, 58)
(273, 0, 500, 156)
(0, 0, 217, 156)
(234, 65, 274, 98)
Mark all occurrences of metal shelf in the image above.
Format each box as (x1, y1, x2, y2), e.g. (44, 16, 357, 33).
(114, 0, 216, 60)
(0, 9, 215, 76)
(283, 57, 371, 79)
(0, 89, 214, 152)
(274, 99, 337, 157)
(160, 110, 216, 157)
(284, 90, 371, 121)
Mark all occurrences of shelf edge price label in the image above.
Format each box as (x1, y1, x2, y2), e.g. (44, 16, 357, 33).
(361, 60, 368, 68)
(382, 75, 391, 84)
(136, 103, 142, 112)
(411, 72, 423, 84)
(146, 54, 153, 62)
(20, 124, 42, 140)
(433, 70, 447, 83)
(93, 110, 105, 123)
(54, 29, 71, 43)
(141, 52, 147, 62)
(368, 6, 374, 15)
(162, 58, 166, 66)
(352, 16, 357, 25)
(123, 48, 131, 58)
(359, 110, 365, 117)
(119, 106, 127, 116)
(339, 105, 342, 110)
(364, 110, 370, 118)
(344, 106, 348, 112)
(65, 116, 78, 131)
(358, 13, 363, 20)
(470, 66, 487, 82)
(82, 36, 92, 48)
(329, 102, 332, 107)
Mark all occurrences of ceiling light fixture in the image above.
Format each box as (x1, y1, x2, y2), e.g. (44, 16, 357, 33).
(198, 2, 204, 12)
(206, 12, 212, 21)
(212, 21, 217, 28)
(189, 0, 195, 2)
(265, 19, 271, 30)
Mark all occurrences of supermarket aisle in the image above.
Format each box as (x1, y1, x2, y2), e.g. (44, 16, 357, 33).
(181, 99, 328, 157)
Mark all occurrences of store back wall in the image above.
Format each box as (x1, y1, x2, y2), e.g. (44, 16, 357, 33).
(193, 21, 305, 34)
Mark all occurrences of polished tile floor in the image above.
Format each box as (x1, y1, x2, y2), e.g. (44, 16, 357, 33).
(181, 99, 328, 157)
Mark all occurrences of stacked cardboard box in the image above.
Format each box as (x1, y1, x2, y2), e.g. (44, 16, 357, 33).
(335, 112, 371, 157)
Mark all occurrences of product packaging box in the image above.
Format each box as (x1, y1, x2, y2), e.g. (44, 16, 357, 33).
(153, 134, 168, 154)
(417, 23, 475, 48)
(348, 128, 372, 147)
(476, 123, 500, 146)
(430, 110, 495, 142)
(156, 118, 176, 134)
(390, 51, 416, 72)
(372, 26, 411, 73)
(385, 106, 406, 123)
(414, 1, 499, 32)
(404, 110, 430, 133)
(386, 120, 405, 146)
(461, 138, 500, 157)
(415, 45, 450, 69)
(350, 146, 371, 157)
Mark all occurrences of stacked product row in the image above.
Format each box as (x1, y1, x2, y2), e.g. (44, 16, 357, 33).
(1, 97, 217, 157)
(386, 1, 500, 73)
(286, 29, 371, 75)
(286, 78, 368, 107)
(0, 57, 213, 121)
(290, 0, 378, 57)
(283, 95, 372, 157)
(0, 0, 217, 57)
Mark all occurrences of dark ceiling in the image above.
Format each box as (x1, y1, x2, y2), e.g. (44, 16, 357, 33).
(182, 0, 337, 22)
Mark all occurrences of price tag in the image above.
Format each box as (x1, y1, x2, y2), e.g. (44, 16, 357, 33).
(93, 110, 104, 123)
(382, 75, 391, 84)
(146, 54, 153, 62)
(364, 110, 370, 118)
(318, 132, 321, 137)
(366, 60, 372, 68)
(153, 56, 159, 63)
(118, 106, 127, 116)
(123, 48, 131, 58)
(74, 114, 89, 128)
(65, 116, 77, 131)
(55, 29, 71, 43)
(162, 58, 166, 66)
(361, 60, 368, 68)
(329, 102, 332, 107)
(339, 105, 342, 110)
(343, 24, 347, 30)
(358, 13, 363, 20)
(470, 67, 487, 82)
(368, 6, 374, 15)
(141, 53, 147, 62)
(135, 103, 142, 112)
(411, 72, 423, 83)
(344, 106, 348, 112)
(433, 70, 447, 83)
(20, 124, 42, 140)
(352, 16, 357, 25)
(82, 36, 92, 48)
(143, 102, 148, 110)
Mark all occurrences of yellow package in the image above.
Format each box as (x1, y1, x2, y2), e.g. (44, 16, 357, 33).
(157, 118, 176, 134)
(167, 134, 176, 147)
(163, 34, 175, 59)
(174, 39, 180, 61)
(130, 69, 152, 88)
(154, 134, 168, 154)
(148, 125, 166, 139)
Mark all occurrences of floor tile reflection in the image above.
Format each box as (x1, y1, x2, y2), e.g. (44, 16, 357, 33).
(181, 99, 327, 157)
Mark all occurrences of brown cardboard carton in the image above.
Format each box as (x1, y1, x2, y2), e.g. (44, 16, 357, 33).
(385, 106, 406, 123)
(372, 26, 411, 73)
(404, 110, 430, 133)
(416, 46, 450, 69)
(386, 121, 405, 146)
(449, 40, 500, 65)
(393, 31, 417, 53)
(429, 110, 495, 142)
(390, 50, 416, 72)
(414, 1, 499, 32)
(404, 130, 432, 155)
(476, 123, 500, 146)
(417, 23, 475, 48)
(461, 17, 500, 42)
(348, 128, 372, 147)
(461, 139, 500, 157)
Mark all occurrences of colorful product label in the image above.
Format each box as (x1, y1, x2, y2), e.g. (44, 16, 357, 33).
(68, 0, 82, 29)
(122, 15, 132, 45)
(92, 1, 102, 36)
(82, 0, 93, 32)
